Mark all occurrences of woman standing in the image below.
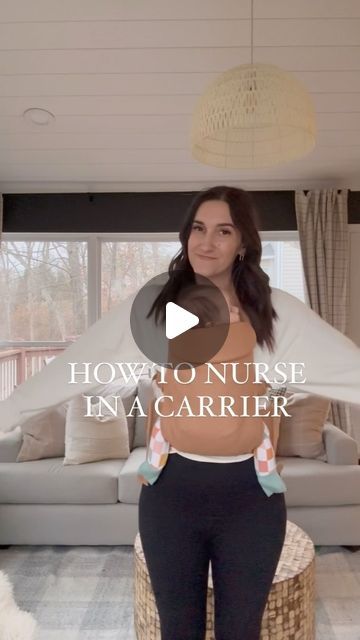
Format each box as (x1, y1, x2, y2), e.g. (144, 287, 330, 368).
(138, 185, 360, 640)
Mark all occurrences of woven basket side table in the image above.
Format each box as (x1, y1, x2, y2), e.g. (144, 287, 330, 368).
(134, 520, 315, 640)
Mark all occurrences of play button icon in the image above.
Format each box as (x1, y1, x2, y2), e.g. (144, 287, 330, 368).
(129, 271, 230, 370)
(165, 302, 199, 339)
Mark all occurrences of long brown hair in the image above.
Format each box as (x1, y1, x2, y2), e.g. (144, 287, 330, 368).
(146, 185, 279, 352)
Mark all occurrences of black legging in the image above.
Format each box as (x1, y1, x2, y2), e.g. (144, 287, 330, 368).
(139, 452, 287, 640)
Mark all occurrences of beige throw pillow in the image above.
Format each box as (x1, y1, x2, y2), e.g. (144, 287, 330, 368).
(64, 393, 130, 465)
(16, 405, 67, 462)
(277, 392, 330, 459)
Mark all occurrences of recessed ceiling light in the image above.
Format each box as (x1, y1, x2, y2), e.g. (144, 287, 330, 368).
(23, 108, 56, 126)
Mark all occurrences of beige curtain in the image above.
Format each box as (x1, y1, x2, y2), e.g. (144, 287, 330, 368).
(295, 188, 353, 436)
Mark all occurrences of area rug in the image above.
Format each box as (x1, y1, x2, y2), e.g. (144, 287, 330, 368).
(0, 544, 360, 640)
(0, 569, 38, 639)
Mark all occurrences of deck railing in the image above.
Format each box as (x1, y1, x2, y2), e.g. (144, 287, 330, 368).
(0, 344, 71, 401)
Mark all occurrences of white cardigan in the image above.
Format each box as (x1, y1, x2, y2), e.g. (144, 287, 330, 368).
(1, 287, 359, 433)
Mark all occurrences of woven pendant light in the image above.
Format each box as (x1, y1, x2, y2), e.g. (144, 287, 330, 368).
(191, 3, 316, 169)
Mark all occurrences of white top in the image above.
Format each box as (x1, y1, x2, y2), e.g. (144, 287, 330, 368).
(0, 286, 360, 433)
(168, 446, 254, 463)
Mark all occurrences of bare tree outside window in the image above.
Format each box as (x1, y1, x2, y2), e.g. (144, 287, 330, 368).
(101, 241, 180, 312)
(0, 241, 87, 342)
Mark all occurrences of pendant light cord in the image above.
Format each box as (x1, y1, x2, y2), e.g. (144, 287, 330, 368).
(250, 0, 254, 65)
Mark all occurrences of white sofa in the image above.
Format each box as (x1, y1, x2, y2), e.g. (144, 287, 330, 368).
(0, 376, 359, 547)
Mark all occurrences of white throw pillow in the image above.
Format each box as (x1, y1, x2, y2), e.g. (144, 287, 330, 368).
(88, 377, 137, 450)
(64, 392, 130, 465)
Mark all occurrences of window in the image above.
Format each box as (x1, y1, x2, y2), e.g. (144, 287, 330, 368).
(0, 240, 87, 342)
(0, 232, 305, 399)
(0, 238, 88, 398)
(0, 234, 305, 337)
(101, 236, 306, 314)
(101, 240, 179, 311)
(261, 240, 306, 302)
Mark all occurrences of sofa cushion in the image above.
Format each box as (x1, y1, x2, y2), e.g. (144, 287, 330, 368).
(118, 447, 147, 504)
(277, 392, 330, 459)
(118, 448, 360, 509)
(279, 456, 360, 506)
(0, 426, 23, 462)
(121, 391, 137, 450)
(0, 457, 124, 504)
(64, 393, 130, 465)
(16, 405, 67, 462)
(264, 414, 281, 454)
(323, 421, 359, 465)
(132, 376, 154, 448)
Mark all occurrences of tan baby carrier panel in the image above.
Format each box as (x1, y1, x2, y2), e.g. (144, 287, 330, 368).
(149, 321, 271, 456)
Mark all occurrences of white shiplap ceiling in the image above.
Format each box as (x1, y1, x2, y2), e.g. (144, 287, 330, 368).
(1, 0, 360, 192)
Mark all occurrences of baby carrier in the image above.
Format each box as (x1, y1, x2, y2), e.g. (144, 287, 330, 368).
(138, 320, 287, 497)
